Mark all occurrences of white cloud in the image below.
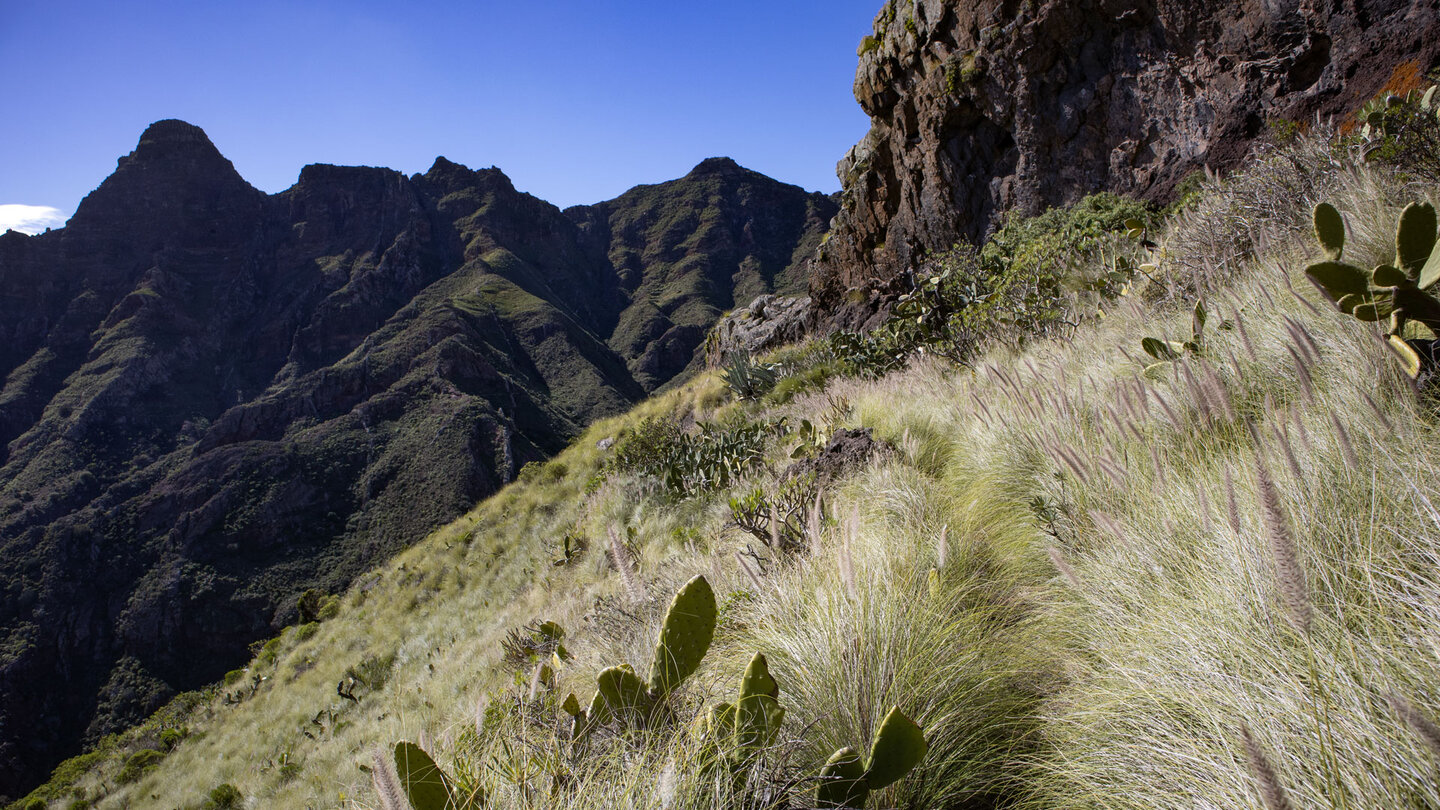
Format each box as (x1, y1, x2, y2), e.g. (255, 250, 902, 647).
(0, 204, 67, 235)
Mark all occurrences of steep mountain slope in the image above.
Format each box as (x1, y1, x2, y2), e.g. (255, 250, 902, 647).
(25, 136, 1440, 810)
(0, 120, 834, 799)
(811, 0, 1440, 325)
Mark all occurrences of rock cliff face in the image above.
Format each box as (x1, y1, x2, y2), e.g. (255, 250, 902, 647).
(0, 121, 834, 798)
(812, 0, 1440, 325)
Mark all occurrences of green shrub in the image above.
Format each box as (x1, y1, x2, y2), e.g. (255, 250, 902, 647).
(158, 727, 186, 751)
(874, 193, 1156, 367)
(346, 652, 397, 691)
(603, 416, 772, 499)
(222, 669, 244, 686)
(116, 748, 164, 784)
(296, 588, 327, 623)
(1349, 80, 1440, 180)
(203, 783, 241, 809)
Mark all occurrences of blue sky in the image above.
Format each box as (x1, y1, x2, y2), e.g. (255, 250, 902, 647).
(0, 0, 880, 233)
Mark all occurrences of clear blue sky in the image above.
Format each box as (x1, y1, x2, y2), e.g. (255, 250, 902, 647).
(0, 0, 880, 231)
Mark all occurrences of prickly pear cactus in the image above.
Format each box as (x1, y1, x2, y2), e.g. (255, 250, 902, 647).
(647, 575, 717, 698)
(817, 747, 869, 809)
(1305, 201, 1440, 379)
(735, 653, 784, 753)
(814, 706, 927, 808)
(597, 664, 652, 721)
(863, 706, 928, 790)
(394, 741, 455, 810)
(738, 652, 779, 702)
(1314, 202, 1346, 259)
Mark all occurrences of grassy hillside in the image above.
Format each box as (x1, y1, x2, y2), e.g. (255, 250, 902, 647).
(20, 126, 1440, 809)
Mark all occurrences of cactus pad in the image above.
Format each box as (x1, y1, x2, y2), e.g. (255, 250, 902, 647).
(647, 575, 717, 697)
(863, 706, 928, 790)
(739, 653, 779, 701)
(1396, 202, 1438, 277)
(817, 747, 870, 808)
(394, 741, 455, 810)
(597, 665, 651, 720)
(1373, 264, 1408, 288)
(1314, 203, 1346, 260)
(1306, 261, 1370, 302)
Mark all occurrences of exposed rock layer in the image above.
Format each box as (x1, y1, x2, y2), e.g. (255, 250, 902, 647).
(0, 121, 834, 798)
(812, 0, 1440, 325)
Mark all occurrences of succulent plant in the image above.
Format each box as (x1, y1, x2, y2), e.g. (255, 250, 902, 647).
(1140, 300, 1229, 377)
(393, 741, 484, 809)
(695, 653, 787, 767)
(1305, 201, 1440, 379)
(816, 706, 928, 809)
(571, 575, 717, 734)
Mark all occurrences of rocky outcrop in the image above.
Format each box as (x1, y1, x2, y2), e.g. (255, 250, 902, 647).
(812, 0, 1440, 326)
(0, 122, 832, 799)
(703, 294, 816, 364)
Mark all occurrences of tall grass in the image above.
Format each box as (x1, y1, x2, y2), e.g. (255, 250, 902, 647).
(38, 135, 1440, 810)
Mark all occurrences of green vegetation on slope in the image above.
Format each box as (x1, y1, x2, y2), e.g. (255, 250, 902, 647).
(19, 107, 1440, 810)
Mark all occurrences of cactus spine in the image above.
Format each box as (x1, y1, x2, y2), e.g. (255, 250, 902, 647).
(816, 706, 928, 808)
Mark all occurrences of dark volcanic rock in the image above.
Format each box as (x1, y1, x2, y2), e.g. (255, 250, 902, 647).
(0, 123, 831, 798)
(812, 0, 1440, 327)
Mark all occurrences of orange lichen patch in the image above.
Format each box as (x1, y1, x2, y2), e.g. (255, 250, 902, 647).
(1380, 59, 1427, 98)
(1337, 60, 1426, 135)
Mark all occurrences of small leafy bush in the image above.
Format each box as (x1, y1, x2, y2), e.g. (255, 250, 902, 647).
(116, 748, 164, 784)
(1349, 79, 1440, 180)
(604, 416, 772, 499)
(202, 783, 242, 809)
(869, 193, 1157, 368)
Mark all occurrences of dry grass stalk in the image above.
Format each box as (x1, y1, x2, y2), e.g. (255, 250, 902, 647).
(1154, 389, 1182, 430)
(1233, 308, 1259, 361)
(1330, 413, 1360, 470)
(608, 526, 646, 604)
(1387, 692, 1440, 759)
(1254, 453, 1312, 634)
(1055, 443, 1093, 484)
(1095, 454, 1129, 489)
(1289, 409, 1314, 456)
(1150, 443, 1167, 489)
(936, 524, 949, 569)
(1224, 465, 1243, 534)
(1240, 725, 1295, 810)
(840, 507, 859, 600)
(1283, 316, 1322, 366)
(1286, 346, 1315, 404)
(1196, 483, 1214, 534)
(1088, 509, 1132, 549)
(1269, 421, 1305, 481)
(1362, 391, 1394, 432)
(807, 497, 825, 556)
(373, 745, 407, 810)
(1201, 360, 1235, 422)
(736, 551, 765, 592)
(1048, 546, 1082, 589)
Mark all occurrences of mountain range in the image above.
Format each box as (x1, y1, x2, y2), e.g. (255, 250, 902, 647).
(0, 120, 834, 796)
(5, 0, 1437, 800)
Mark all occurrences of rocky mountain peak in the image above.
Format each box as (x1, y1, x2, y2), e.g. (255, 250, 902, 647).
(687, 156, 745, 178)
